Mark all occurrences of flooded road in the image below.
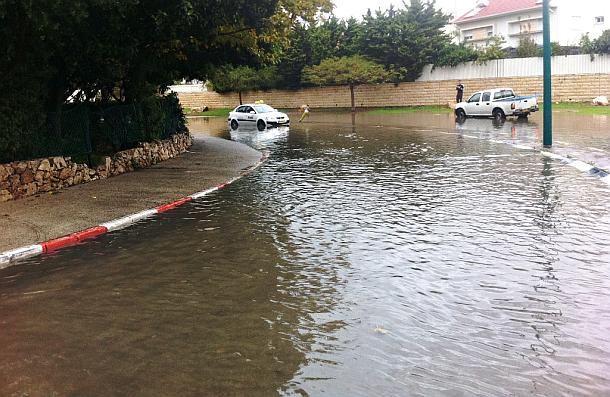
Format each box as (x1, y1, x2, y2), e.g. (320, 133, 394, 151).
(1, 114, 610, 396)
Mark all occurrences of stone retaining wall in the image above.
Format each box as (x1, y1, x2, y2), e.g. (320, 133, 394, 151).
(178, 73, 610, 110)
(0, 134, 192, 203)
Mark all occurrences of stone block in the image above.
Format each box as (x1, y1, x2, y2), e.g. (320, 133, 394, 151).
(0, 189, 12, 202)
(15, 162, 28, 174)
(38, 159, 51, 172)
(0, 164, 12, 181)
(21, 169, 34, 184)
(9, 174, 20, 187)
(28, 160, 41, 170)
(52, 156, 67, 169)
(35, 170, 45, 182)
(26, 182, 38, 196)
(59, 167, 73, 180)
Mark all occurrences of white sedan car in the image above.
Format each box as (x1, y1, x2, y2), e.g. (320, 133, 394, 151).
(228, 104, 290, 131)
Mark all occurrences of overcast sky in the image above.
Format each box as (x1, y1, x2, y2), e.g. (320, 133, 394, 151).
(331, 0, 477, 21)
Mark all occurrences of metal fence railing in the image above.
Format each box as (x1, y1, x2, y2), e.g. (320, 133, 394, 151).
(417, 54, 610, 82)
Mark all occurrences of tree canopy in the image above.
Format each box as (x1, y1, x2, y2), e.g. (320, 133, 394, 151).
(0, 0, 332, 160)
(301, 56, 389, 87)
(359, 0, 451, 81)
(301, 55, 389, 111)
(475, 36, 507, 64)
(516, 35, 542, 58)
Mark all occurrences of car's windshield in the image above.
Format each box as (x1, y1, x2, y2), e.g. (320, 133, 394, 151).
(254, 104, 275, 113)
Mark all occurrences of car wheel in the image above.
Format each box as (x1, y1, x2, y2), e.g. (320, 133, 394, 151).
(230, 119, 238, 130)
(492, 108, 505, 121)
(455, 109, 466, 119)
(257, 120, 266, 131)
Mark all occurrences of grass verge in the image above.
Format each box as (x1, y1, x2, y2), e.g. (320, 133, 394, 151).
(542, 102, 610, 115)
(184, 107, 232, 117)
(365, 105, 452, 115)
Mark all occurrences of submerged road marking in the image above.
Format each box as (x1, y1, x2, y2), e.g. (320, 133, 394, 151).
(453, 131, 608, 185)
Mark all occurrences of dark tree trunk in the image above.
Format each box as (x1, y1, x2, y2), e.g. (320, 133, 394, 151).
(350, 84, 355, 113)
(239, 91, 243, 105)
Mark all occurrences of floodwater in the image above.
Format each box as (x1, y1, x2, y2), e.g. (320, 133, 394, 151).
(1, 112, 610, 396)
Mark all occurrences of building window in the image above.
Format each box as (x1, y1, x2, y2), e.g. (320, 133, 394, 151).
(595, 16, 605, 24)
(465, 35, 473, 41)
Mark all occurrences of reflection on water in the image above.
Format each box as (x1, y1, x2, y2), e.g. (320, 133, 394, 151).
(1, 114, 610, 396)
(230, 126, 290, 150)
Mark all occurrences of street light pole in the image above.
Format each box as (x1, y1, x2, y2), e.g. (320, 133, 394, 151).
(543, 0, 552, 147)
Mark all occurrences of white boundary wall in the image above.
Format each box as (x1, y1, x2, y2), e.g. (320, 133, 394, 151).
(417, 54, 610, 82)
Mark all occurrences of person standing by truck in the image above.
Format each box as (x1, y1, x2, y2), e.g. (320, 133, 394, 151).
(456, 81, 464, 103)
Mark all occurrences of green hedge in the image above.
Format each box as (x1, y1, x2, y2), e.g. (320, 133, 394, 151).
(0, 94, 187, 164)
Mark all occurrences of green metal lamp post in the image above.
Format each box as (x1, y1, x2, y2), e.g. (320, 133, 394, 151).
(543, 0, 552, 147)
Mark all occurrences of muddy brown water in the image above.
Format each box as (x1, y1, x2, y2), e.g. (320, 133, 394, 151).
(1, 113, 610, 396)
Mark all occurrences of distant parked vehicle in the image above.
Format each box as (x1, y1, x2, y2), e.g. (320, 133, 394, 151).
(228, 104, 290, 131)
(455, 88, 538, 121)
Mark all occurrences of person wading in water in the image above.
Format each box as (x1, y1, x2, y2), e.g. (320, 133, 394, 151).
(299, 104, 310, 122)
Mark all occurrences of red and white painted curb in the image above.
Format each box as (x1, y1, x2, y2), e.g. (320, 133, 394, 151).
(0, 152, 269, 269)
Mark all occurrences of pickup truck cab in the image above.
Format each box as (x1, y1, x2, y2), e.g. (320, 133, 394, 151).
(455, 88, 538, 120)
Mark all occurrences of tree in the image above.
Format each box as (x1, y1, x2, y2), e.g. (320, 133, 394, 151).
(301, 55, 389, 111)
(516, 35, 542, 58)
(579, 33, 595, 59)
(1, 0, 335, 159)
(337, 18, 364, 58)
(0, 0, 286, 110)
(551, 42, 569, 56)
(434, 43, 480, 67)
(476, 35, 506, 64)
(275, 26, 311, 89)
(593, 29, 610, 54)
(359, 1, 451, 81)
(274, 16, 362, 89)
(212, 66, 278, 104)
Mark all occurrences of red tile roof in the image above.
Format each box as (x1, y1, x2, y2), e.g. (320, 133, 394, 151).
(455, 0, 542, 24)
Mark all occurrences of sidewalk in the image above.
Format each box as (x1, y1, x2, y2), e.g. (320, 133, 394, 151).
(0, 136, 261, 252)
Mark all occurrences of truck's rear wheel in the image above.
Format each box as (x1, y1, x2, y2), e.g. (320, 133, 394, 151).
(492, 108, 505, 121)
(230, 119, 239, 130)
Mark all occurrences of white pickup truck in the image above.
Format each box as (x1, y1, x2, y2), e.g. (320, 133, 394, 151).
(455, 88, 538, 120)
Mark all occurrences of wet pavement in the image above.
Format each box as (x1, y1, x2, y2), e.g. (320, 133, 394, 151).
(1, 113, 609, 396)
(0, 136, 261, 252)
